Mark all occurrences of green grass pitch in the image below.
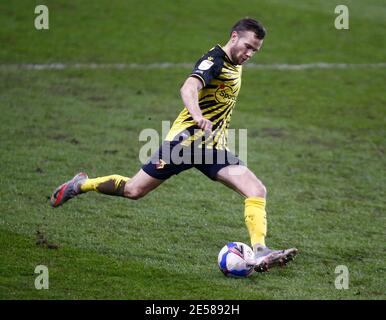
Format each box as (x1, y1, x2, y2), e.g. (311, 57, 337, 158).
(0, 0, 385, 299)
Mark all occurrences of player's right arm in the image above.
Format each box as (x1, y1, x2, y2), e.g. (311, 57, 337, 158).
(180, 77, 213, 131)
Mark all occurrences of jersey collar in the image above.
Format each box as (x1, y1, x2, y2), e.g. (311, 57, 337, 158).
(216, 44, 238, 66)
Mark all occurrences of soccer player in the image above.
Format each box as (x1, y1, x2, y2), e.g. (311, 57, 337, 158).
(50, 18, 297, 272)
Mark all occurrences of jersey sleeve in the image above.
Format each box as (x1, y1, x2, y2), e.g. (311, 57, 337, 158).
(190, 51, 223, 87)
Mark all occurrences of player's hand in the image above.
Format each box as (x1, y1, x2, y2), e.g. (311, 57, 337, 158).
(194, 116, 212, 131)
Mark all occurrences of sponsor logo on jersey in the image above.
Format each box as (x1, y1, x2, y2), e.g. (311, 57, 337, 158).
(215, 84, 237, 104)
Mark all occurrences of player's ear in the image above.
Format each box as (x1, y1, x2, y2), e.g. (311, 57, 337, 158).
(230, 31, 239, 43)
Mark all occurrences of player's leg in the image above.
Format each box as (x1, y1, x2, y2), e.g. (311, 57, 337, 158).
(81, 169, 164, 200)
(215, 165, 297, 272)
(123, 169, 164, 200)
(50, 172, 131, 207)
(50, 169, 164, 207)
(195, 152, 268, 248)
(50, 141, 190, 207)
(215, 165, 267, 246)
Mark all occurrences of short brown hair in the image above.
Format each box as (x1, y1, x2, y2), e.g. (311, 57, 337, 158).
(231, 18, 266, 39)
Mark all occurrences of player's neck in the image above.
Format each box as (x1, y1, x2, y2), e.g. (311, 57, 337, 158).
(221, 42, 235, 65)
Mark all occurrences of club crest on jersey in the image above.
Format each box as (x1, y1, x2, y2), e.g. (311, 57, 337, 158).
(198, 59, 214, 70)
(155, 159, 166, 170)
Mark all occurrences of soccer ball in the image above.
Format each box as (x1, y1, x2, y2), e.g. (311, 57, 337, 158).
(218, 242, 256, 277)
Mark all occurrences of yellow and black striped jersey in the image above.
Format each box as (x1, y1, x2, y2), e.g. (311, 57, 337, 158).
(165, 45, 242, 150)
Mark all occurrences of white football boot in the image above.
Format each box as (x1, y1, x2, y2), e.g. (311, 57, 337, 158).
(253, 244, 298, 272)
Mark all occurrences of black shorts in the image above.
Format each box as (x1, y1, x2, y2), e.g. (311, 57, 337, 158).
(142, 141, 244, 181)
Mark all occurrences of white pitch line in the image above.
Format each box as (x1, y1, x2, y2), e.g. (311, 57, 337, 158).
(0, 62, 385, 71)
(248, 62, 386, 70)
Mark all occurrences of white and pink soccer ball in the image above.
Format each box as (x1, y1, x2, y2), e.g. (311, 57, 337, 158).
(218, 242, 256, 277)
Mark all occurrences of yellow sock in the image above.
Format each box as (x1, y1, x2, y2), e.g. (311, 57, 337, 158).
(80, 175, 130, 196)
(244, 197, 267, 247)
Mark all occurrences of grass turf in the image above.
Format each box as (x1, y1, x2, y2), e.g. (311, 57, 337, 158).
(0, 0, 385, 299)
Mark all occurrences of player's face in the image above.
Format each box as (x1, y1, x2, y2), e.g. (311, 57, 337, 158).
(230, 31, 263, 65)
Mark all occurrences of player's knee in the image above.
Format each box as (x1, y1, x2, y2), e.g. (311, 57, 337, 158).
(123, 186, 145, 200)
(258, 181, 267, 197)
(249, 179, 267, 198)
